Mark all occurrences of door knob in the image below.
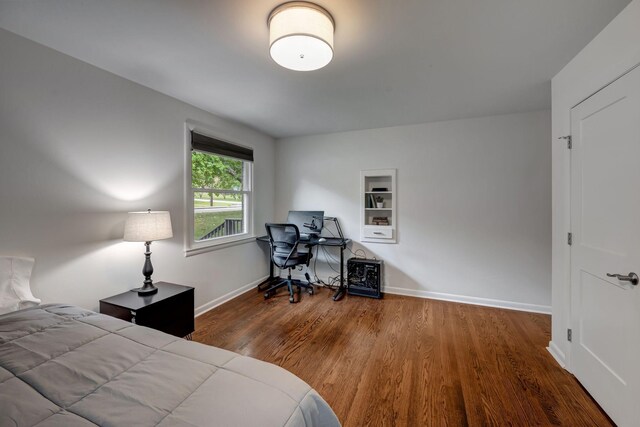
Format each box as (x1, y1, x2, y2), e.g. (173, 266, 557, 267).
(606, 272, 639, 285)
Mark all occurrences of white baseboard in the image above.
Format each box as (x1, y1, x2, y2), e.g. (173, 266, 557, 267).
(194, 276, 267, 317)
(382, 286, 552, 315)
(547, 340, 567, 369)
(194, 278, 551, 317)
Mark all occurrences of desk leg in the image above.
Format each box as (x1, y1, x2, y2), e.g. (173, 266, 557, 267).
(332, 244, 347, 301)
(258, 258, 277, 291)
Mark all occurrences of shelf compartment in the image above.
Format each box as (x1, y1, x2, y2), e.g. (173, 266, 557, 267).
(364, 192, 392, 209)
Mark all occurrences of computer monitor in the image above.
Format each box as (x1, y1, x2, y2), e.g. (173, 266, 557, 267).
(287, 210, 324, 238)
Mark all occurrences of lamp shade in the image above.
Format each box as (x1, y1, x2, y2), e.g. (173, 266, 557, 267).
(123, 211, 173, 242)
(268, 2, 334, 71)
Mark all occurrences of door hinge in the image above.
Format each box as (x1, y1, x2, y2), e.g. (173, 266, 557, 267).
(567, 232, 572, 246)
(567, 328, 572, 342)
(558, 135, 572, 149)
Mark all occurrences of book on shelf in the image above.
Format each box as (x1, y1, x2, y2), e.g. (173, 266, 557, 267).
(372, 216, 389, 226)
(368, 194, 375, 208)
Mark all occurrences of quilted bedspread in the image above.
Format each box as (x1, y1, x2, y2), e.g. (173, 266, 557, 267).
(0, 304, 340, 427)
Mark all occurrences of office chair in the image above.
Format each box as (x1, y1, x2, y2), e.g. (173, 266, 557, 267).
(264, 223, 314, 303)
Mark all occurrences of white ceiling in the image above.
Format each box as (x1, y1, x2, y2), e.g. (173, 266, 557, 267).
(0, 0, 631, 138)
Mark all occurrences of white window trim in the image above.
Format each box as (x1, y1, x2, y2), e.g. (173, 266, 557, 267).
(184, 121, 255, 256)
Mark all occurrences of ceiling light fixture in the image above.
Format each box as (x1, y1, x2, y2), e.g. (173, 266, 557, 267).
(268, 1, 334, 71)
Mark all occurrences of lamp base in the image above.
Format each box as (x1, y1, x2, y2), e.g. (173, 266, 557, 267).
(131, 284, 158, 295)
(132, 241, 158, 295)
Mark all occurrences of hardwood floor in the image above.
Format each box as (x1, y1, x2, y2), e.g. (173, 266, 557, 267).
(194, 287, 612, 426)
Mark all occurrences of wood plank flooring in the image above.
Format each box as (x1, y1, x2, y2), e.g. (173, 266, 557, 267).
(194, 287, 612, 426)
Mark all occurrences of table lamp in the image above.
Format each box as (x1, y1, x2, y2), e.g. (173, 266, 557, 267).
(123, 209, 173, 295)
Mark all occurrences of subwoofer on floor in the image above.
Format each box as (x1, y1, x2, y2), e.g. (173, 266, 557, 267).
(347, 258, 383, 299)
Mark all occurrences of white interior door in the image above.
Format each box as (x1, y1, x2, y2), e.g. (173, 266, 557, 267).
(570, 65, 640, 427)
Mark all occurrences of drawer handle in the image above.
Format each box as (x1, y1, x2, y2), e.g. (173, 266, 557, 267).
(373, 232, 384, 235)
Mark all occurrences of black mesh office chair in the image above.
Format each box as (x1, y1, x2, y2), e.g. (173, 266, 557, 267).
(264, 223, 314, 303)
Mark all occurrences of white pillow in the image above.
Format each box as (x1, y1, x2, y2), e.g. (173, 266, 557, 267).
(0, 256, 41, 315)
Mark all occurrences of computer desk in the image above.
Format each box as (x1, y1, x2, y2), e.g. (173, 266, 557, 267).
(256, 235, 352, 301)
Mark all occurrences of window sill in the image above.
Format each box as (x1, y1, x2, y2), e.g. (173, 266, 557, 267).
(184, 235, 257, 257)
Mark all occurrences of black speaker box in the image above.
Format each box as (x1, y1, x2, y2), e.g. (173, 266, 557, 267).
(347, 258, 383, 298)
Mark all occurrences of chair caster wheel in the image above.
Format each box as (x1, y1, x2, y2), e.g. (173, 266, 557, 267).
(264, 292, 271, 299)
(289, 296, 295, 303)
(308, 288, 314, 295)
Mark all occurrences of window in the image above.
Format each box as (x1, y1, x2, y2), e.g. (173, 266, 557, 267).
(187, 130, 253, 252)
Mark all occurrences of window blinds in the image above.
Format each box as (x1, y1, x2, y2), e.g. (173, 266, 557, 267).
(190, 131, 254, 162)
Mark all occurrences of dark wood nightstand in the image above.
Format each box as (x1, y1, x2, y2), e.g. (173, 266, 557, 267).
(99, 282, 194, 339)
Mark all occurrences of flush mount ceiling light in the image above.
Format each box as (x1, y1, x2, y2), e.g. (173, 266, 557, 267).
(268, 2, 334, 71)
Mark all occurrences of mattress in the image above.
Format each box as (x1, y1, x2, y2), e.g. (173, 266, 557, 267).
(0, 304, 340, 427)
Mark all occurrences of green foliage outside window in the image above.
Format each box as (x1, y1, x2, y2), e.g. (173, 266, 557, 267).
(191, 152, 243, 190)
(192, 152, 244, 206)
(192, 151, 247, 241)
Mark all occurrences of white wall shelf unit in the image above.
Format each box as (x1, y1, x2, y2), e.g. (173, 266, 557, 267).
(360, 169, 397, 243)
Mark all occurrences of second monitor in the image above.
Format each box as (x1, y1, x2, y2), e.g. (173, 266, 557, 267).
(287, 210, 324, 239)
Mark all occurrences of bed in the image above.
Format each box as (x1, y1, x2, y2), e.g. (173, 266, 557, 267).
(0, 304, 340, 427)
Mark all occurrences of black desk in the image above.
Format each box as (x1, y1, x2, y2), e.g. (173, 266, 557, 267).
(256, 235, 352, 301)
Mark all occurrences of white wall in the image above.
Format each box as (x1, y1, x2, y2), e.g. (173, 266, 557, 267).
(0, 29, 274, 312)
(550, 0, 640, 368)
(275, 111, 551, 312)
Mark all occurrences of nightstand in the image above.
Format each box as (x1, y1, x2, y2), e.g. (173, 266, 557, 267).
(99, 282, 194, 339)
